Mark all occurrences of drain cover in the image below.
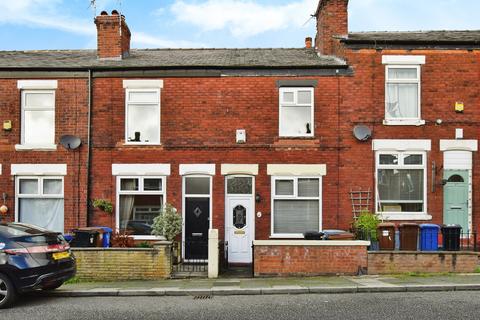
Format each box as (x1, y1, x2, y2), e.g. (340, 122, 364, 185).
(193, 295, 212, 300)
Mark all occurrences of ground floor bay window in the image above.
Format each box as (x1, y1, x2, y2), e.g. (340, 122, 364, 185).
(271, 176, 321, 237)
(16, 176, 64, 232)
(116, 176, 166, 238)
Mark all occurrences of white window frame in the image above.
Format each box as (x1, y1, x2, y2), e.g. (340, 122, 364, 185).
(19, 89, 56, 149)
(279, 87, 314, 137)
(115, 176, 166, 240)
(124, 88, 161, 145)
(383, 64, 424, 126)
(15, 176, 64, 223)
(182, 175, 213, 260)
(375, 151, 430, 220)
(270, 176, 322, 238)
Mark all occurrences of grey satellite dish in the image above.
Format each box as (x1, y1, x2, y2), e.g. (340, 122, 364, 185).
(60, 135, 82, 150)
(353, 125, 372, 141)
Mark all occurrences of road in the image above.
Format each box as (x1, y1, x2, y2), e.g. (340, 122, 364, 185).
(4, 291, 480, 320)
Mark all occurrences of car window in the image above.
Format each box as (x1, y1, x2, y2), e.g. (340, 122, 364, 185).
(0, 223, 51, 237)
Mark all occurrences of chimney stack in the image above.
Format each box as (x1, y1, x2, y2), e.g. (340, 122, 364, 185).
(305, 37, 313, 49)
(95, 10, 131, 60)
(314, 0, 349, 56)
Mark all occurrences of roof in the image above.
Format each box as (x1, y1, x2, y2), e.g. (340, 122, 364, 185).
(342, 30, 480, 45)
(0, 48, 347, 70)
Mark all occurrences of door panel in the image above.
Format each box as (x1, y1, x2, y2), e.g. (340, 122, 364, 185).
(227, 197, 253, 263)
(185, 197, 209, 260)
(443, 170, 469, 233)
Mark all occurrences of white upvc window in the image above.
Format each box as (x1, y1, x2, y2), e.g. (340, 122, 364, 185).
(21, 90, 56, 146)
(125, 89, 161, 144)
(15, 176, 64, 233)
(279, 87, 314, 137)
(376, 151, 427, 218)
(271, 176, 321, 238)
(116, 176, 166, 239)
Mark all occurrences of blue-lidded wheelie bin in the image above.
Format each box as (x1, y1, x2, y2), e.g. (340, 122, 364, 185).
(419, 224, 440, 251)
(97, 227, 113, 247)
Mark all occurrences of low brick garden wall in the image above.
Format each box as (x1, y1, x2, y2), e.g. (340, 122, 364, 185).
(368, 251, 480, 274)
(253, 240, 370, 277)
(72, 241, 172, 281)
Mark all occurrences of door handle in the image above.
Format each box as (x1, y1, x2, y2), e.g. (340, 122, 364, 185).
(192, 233, 203, 237)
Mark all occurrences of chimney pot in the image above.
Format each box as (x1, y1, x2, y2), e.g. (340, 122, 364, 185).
(111, 10, 119, 15)
(100, 10, 108, 15)
(305, 37, 313, 49)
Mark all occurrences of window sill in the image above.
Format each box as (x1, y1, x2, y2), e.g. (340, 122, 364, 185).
(123, 143, 162, 146)
(379, 213, 432, 221)
(383, 119, 426, 126)
(130, 235, 166, 241)
(15, 144, 57, 151)
(269, 234, 305, 239)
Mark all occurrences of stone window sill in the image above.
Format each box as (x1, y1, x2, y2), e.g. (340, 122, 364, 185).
(15, 144, 57, 151)
(379, 213, 432, 221)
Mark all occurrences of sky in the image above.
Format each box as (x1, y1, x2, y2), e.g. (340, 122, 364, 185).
(0, 0, 478, 50)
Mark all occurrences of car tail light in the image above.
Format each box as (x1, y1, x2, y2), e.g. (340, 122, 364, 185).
(4, 243, 70, 255)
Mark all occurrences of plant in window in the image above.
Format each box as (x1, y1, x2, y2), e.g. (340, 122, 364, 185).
(92, 199, 113, 214)
(353, 211, 381, 242)
(151, 203, 182, 241)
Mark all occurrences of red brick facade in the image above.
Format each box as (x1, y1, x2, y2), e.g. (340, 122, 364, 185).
(0, 1, 478, 250)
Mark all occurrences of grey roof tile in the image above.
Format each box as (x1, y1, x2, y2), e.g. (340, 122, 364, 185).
(343, 30, 480, 44)
(0, 48, 347, 69)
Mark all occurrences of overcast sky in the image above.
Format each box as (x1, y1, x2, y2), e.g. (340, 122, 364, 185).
(0, 0, 478, 50)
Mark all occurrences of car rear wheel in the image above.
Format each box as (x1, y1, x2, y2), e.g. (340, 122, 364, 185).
(41, 281, 64, 291)
(0, 273, 17, 309)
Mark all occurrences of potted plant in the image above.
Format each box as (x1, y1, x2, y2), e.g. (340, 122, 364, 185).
(353, 211, 380, 251)
(92, 199, 113, 214)
(151, 203, 183, 262)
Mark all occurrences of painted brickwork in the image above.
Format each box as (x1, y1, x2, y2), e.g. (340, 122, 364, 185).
(254, 244, 368, 276)
(368, 251, 480, 274)
(72, 243, 172, 281)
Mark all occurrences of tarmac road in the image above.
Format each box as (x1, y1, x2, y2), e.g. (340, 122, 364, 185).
(4, 291, 480, 320)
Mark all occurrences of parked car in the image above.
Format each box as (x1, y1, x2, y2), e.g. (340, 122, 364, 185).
(0, 223, 76, 309)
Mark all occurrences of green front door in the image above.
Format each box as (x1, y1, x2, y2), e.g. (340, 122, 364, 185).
(443, 170, 469, 233)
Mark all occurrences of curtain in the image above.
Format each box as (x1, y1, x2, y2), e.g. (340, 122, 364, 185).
(119, 195, 135, 231)
(378, 169, 423, 201)
(386, 84, 418, 119)
(273, 200, 319, 234)
(19, 198, 64, 232)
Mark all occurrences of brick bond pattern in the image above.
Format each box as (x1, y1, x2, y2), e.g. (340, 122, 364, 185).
(72, 245, 172, 281)
(254, 245, 368, 276)
(368, 252, 480, 274)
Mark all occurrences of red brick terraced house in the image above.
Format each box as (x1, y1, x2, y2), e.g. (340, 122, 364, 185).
(0, 0, 478, 264)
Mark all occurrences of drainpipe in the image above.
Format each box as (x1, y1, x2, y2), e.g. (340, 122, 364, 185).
(86, 69, 93, 227)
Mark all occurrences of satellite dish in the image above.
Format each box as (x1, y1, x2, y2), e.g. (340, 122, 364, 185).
(353, 125, 372, 141)
(60, 135, 82, 150)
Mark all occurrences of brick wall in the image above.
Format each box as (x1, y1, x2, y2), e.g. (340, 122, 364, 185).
(72, 243, 172, 281)
(0, 78, 89, 232)
(253, 242, 368, 276)
(368, 251, 480, 274)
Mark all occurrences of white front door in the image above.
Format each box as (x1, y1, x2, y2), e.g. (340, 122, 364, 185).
(225, 176, 254, 264)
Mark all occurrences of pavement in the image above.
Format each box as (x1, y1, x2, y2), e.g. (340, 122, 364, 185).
(39, 273, 480, 297)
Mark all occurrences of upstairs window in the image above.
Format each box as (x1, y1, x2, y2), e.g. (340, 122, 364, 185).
(385, 66, 420, 121)
(279, 87, 314, 137)
(125, 89, 160, 144)
(21, 90, 55, 146)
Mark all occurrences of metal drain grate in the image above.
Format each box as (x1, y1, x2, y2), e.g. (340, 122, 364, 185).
(193, 295, 212, 300)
